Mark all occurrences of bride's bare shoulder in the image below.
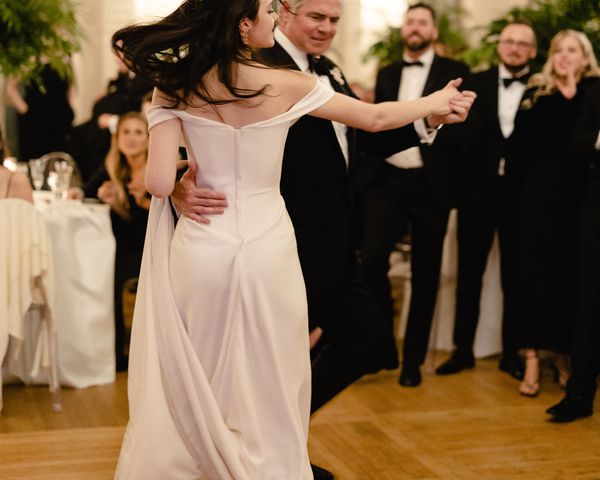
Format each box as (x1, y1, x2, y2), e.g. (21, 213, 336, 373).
(251, 66, 316, 101)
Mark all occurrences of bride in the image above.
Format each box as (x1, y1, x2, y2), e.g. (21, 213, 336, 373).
(112, 0, 475, 478)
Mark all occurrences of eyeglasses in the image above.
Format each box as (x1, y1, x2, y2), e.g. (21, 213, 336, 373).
(498, 39, 534, 49)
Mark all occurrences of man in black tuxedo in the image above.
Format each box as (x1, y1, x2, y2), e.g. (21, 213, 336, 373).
(361, 3, 470, 387)
(547, 80, 600, 422)
(171, 0, 473, 477)
(435, 22, 537, 380)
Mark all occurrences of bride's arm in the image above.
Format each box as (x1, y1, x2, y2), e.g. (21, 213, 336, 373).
(310, 80, 475, 132)
(146, 91, 182, 198)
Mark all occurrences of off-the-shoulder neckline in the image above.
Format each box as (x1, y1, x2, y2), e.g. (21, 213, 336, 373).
(148, 78, 323, 130)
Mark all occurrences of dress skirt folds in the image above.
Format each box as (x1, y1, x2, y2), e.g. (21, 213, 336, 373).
(114, 80, 334, 479)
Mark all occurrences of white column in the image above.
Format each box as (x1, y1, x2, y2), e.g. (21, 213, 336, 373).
(72, 0, 137, 123)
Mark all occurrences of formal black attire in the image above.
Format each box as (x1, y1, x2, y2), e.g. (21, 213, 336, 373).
(85, 169, 149, 370)
(67, 73, 153, 183)
(258, 41, 421, 411)
(452, 66, 524, 358)
(509, 78, 599, 353)
(567, 79, 600, 401)
(361, 54, 469, 369)
(17, 64, 74, 160)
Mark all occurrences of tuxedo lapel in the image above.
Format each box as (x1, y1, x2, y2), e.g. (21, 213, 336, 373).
(422, 56, 443, 96)
(384, 63, 403, 101)
(486, 67, 503, 138)
(257, 42, 301, 71)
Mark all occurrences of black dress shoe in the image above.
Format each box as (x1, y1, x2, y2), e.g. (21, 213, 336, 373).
(399, 364, 421, 387)
(311, 463, 334, 480)
(435, 352, 475, 375)
(546, 394, 594, 423)
(498, 353, 524, 380)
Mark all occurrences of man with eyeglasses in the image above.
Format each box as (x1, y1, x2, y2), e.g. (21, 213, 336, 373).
(435, 21, 537, 379)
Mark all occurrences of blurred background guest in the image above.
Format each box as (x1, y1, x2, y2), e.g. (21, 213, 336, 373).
(435, 21, 538, 380)
(0, 127, 32, 202)
(510, 30, 600, 397)
(67, 48, 152, 184)
(6, 60, 75, 161)
(84, 112, 150, 371)
(361, 3, 470, 387)
(547, 80, 600, 422)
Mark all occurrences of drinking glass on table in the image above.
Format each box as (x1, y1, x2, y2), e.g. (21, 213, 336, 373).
(48, 161, 73, 200)
(28, 158, 46, 190)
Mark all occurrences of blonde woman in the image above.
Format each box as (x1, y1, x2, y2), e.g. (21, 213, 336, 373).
(510, 30, 600, 397)
(85, 111, 150, 371)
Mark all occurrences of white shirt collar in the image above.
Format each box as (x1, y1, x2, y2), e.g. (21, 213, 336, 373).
(402, 47, 435, 68)
(498, 63, 530, 80)
(274, 29, 310, 73)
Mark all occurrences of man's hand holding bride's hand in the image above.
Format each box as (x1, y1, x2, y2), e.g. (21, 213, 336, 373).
(426, 78, 477, 127)
(170, 159, 228, 224)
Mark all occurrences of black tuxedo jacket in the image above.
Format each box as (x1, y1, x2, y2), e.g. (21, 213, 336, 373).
(258, 42, 420, 297)
(459, 66, 521, 203)
(573, 80, 600, 233)
(374, 55, 470, 209)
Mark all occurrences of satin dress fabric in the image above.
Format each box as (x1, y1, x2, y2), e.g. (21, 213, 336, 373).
(115, 80, 334, 479)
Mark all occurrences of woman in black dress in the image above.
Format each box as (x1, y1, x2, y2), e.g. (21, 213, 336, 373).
(84, 112, 150, 371)
(6, 63, 75, 160)
(510, 30, 600, 396)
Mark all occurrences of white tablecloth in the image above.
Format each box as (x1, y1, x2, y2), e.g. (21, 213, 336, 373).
(29, 192, 116, 388)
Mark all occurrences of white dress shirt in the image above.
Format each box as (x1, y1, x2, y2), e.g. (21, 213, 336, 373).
(386, 48, 436, 169)
(497, 63, 529, 175)
(274, 29, 349, 166)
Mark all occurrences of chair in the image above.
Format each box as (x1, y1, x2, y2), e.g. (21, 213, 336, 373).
(0, 198, 62, 413)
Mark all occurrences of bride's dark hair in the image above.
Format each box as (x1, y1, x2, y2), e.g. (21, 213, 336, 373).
(112, 0, 267, 107)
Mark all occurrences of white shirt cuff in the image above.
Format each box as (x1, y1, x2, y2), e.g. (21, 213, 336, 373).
(595, 131, 600, 150)
(414, 118, 439, 145)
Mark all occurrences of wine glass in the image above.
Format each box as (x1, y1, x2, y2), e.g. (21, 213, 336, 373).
(29, 158, 46, 191)
(48, 161, 73, 200)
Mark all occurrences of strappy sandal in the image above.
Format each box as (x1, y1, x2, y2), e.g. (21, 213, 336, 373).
(519, 350, 540, 397)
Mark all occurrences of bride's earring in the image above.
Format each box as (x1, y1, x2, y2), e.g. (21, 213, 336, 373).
(239, 21, 251, 45)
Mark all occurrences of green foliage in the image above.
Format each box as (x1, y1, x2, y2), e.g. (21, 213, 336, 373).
(460, 0, 600, 71)
(0, 0, 80, 85)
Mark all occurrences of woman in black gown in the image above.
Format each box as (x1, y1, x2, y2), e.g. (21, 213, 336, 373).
(84, 112, 150, 371)
(510, 30, 600, 396)
(7, 63, 75, 160)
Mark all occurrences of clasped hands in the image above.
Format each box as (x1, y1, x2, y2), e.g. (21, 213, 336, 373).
(426, 78, 477, 128)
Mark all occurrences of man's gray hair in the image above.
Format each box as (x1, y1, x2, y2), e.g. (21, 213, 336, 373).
(274, 0, 344, 13)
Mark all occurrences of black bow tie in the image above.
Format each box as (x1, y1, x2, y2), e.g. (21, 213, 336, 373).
(402, 60, 424, 68)
(307, 55, 329, 76)
(503, 76, 528, 88)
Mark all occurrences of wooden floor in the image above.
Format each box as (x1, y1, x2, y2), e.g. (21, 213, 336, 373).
(1, 355, 599, 480)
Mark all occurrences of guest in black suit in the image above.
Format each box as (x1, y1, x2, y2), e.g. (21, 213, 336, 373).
(170, 0, 474, 477)
(509, 30, 600, 397)
(435, 22, 537, 380)
(361, 3, 470, 387)
(547, 78, 600, 422)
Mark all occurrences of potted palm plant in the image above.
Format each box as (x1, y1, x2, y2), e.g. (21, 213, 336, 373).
(0, 0, 80, 85)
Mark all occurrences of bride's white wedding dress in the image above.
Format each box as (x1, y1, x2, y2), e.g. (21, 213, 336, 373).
(114, 79, 333, 480)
